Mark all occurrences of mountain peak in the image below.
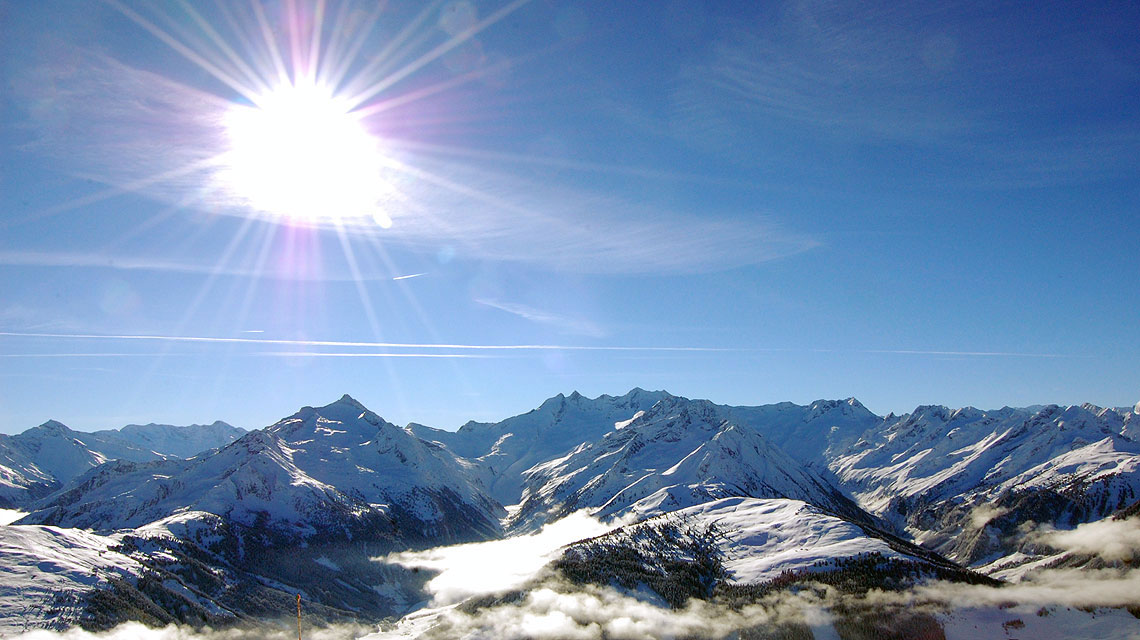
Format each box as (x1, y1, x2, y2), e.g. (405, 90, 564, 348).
(34, 419, 72, 434)
(304, 394, 374, 418)
(334, 393, 364, 407)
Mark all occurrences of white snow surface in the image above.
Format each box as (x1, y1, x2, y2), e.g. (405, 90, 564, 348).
(512, 396, 861, 530)
(410, 388, 671, 505)
(0, 419, 244, 508)
(939, 605, 1140, 640)
(0, 508, 26, 525)
(0, 525, 143, 634)
(830, 403, 1140, 515)
(20, 396, 503, 541)
(95, 420, 245, 459)
(648, 497, 904, 584)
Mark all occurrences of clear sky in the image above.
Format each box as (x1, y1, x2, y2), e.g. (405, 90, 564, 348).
(1, 0, 1138, 434)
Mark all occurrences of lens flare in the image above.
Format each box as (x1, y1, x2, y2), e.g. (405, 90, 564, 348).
(220, 81, 392, 226)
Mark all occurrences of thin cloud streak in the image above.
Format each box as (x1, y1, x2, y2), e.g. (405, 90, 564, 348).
(256, 352, 499, 359)
(856, 349, 1073, 359)
(476, 299, 606, 338)
(392, 273, 426, 281)
(0, 332, 1075, 358)
(12, 29, 819, 276)
(0, 250, 405, 282)
(0, 352, 497, 359)
(0, 331, 735, 352)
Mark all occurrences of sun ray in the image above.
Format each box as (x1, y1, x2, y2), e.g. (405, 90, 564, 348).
(104, 0, 262, 103)
(247, 0, 292, 85)
(319, 0, 391, 90)
(284, 0, 311, 83)
(306, 0, 328, 85)
(172, 0, 274, 96)
(1, 152, 232, 230)
(341, 0, 537, 108)
(229, 222, 281, 336)
(353, 54, 515, 120)
(335, 0, 445, 101)
(332, 222, 384, 340)
(312, 1, 353, 85)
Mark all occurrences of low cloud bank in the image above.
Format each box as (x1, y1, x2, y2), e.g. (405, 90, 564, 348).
(9, 567, 1140, 640)
(382, 510, 631, 605)
(9, 525, 1140, 640)
(1031, 517, 1140, 563)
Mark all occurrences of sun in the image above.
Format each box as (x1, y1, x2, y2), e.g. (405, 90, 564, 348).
(220, 81, 392, 227)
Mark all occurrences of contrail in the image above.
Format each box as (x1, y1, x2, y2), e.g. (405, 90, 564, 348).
(0, 331, 734, 352)
(0, 332, 1074, 358)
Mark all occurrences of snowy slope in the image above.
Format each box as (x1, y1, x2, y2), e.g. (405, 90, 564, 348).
(512, 395, 873, 530)
(0, 418, 243, 508)
(410, 388, 670, 505)
(93, 420, 245, 459)
(408, 389, 880, 507)
(626, 497, 909, 585)
(829, 403, 1140, 565)
(21, 395, 503, 545)
(0, 524, 144, 633)
(723, 397, 883, 468)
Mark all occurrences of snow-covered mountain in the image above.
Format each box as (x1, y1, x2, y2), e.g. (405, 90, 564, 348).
(829, 402, 1140, 565)
(0, 524, 149, 633)
(22, 395, 503, 545)
(557, 496, 962, 589)
(93, 420, 245, 459)
(4, 388, 1139, 634)
(0, 419, 245, 508)
(410, 388, 670, 505)
(510, 395, 875, 530)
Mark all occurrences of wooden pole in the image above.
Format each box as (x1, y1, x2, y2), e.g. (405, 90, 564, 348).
(296, 593, 302, 640)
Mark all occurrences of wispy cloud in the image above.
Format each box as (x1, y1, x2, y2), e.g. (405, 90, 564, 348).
(12, 37, 817, 276)
(392, 272, 426, 281)
(856, 348, 1072, 359)
(0, 352, 497, 360)
(256, 352, 498, 359)
(0, 332, 1075, 359)
(673, 3, 975, 147)
(0, 250, 404, 282)
(476, 299, 605, 338)
(672, 2, 1140, 189)
(0, 331, 734, 353)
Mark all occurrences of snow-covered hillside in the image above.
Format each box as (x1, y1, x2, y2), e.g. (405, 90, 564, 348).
(0, 525, 144, 634)
(3, 388, 1138, 635)
(511, 395, 873, 530)
(576, 497, 912, 585)
(830, 402, 1140, 565)
(410, 388, 670, 505)
(0, 419, 245, 508)
(94, 421, 245, 459)
(22, 395, 503, 545)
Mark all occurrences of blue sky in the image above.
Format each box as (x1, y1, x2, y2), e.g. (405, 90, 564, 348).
(1, 0, 1137, 434)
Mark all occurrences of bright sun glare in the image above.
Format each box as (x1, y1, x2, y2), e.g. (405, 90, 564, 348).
(221, 82, 392, 227)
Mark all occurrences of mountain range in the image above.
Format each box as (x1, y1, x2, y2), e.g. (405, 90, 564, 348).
(0, 419, 244, 508)
(1, 388, 1137, 634)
